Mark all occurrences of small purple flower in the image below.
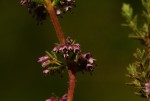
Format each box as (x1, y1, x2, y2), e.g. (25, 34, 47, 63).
(78, 53, 96, 72)
(86, 64, 93, 71)
(45, 97, 58, 101)
(54, 0, 75, 15)
(72, 44, 80, 53)
(59, 94, 67, 101)
(38, 53, 62, 75)
(56, 9, 62, 15)
(43, 69, 50, 74)
(53, 45, 61, 53)
(20, 0, 31, 6)
(59, 45, 68, 52)
(20, 0, 48, 24)
(38, 55, 49, 63)
(88, 57, 96, 64)
(38, 55, 51, 74)
(65, 36, 73, 45)
(145, 82, 150, 98)
(45, 94, 67, 101)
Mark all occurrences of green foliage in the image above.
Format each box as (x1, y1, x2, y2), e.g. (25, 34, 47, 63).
(122, 3, 140, 38)
(142, 0, 150, 14)
(122, 3, 133, 21)
(127, 64, 137, 76)
(52, 0, 60, 6)
(122, 2, 149, 40)
(126, 49, 148, 97)
(122, 0, 150, 98)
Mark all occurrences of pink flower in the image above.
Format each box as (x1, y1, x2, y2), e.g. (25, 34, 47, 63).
(145, 82, 150, 98)
(88, 57, 96, 64)
(43, 69, 50, 75)
(59, 94, 67, 101)
(38, 55, 49, 63)
(56, 9, 62, 15)
(54, 0, 75, 15)
(72, 44, 80, 53)
(45, 97, 58, 101)
(20, 0, 32, 6)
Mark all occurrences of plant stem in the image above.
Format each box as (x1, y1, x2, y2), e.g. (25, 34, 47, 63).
(67, 69, 76, 101)
(145, 23, 150, 71)
(44, 0, 65, 44)
(44, 1, 76, 101)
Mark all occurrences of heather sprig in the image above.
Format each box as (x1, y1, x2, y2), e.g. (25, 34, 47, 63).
(21, 0, 96, 101)
(122, 0, 150, 100)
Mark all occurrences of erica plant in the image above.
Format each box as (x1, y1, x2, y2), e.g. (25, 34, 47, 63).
(20, 0, 96, 101)
(122, 0, 150, 100)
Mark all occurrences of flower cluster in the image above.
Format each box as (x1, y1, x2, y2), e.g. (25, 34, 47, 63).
(78, 53, 96, 72)
(53, 0, 76, 15)
(38, 37, 96, 74)
(53, 37, 80, 58)
(45, 94, 67, 101)
(38, 52, 63, 75)
(20, 0, 75, 24)
(38, 37, 96, 75)
(20, 0, 48, 24)
(52, 37, 96, 72)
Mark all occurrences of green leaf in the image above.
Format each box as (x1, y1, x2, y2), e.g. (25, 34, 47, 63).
(45, 51, 53, 58)
(127, 64, 137, 76)
(134, 92, 142, 96)
(49, 66, 60, 71)
(136, 49, 145, 60)
(141, 23, 148, 35)
(141, 0, 150, 13)
(121, 23, 129, 26)
(133, 79, 141, 87)
(132, 15, 138, 26)
(122, 3, 133, 20)
(128, 34, 142, 39)
(52, 0, 60, 6)
(51, 51, 57, 59)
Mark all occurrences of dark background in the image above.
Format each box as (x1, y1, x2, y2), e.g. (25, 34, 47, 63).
(0, 0, 146, 101)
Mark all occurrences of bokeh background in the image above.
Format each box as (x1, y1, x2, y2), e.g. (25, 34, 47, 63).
(0, 0, 147, 101)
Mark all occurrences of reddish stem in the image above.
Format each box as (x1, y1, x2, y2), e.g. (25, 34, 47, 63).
(44, 0, 65, 44)
(44, 1, 76, 101)
(67, 69, 76, 101)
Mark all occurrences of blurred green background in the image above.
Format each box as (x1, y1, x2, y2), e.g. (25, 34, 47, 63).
(0, 0, 147, 101)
